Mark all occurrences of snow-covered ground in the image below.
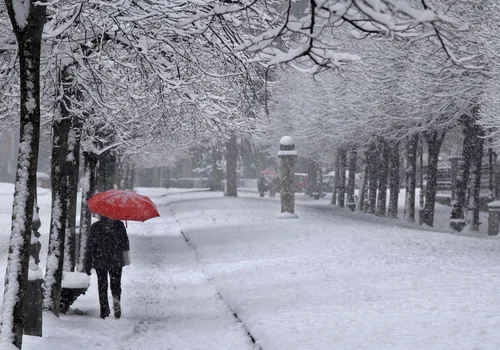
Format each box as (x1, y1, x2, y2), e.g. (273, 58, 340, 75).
(1, 184, 500, 349)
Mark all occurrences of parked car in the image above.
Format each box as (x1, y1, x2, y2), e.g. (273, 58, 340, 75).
(294, 173, 308, 193)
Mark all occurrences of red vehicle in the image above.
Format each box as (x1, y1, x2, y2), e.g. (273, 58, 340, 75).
(294, 173, 308, 193)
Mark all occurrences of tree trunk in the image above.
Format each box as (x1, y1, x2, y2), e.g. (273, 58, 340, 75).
(337, 149, 347, 208)
(129, 163, 136, 190)
(388, 142, 400, 219)
(64, 119, 82, 272)
(331, 153, 339, 205)
(346, 149, 357, 205)
(121, 161, 130, 190)
(0, 0, 46, 343)
(418, 139, 425, 209)
(307, 160, 319, 196)
(225, 135, 238, 197)
(318, 168, 324, 198)
(76, 152, 98, 272)
(469, 132, 484, 231)
(210, 146, 224, 191)
(404, 134, 418, 223)
(421, 130, 445, 227)
(367, 146, 378, 214)
(96, 151, 116, 192)
(43, 110, 71, 317)
(356, 158, 368, 212)
(376, 140, 389, 217)
(489, 148, 495, 199)
(450, 117, 477, 230)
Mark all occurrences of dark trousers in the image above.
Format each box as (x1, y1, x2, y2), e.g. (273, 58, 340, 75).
(95, 267, 122, 315)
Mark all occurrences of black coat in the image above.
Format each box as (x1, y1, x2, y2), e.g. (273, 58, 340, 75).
(86, 218, 129, 271)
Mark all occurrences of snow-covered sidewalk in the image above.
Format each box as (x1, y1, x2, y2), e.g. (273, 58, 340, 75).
(2, 185, 500, 349)
(167, 190, 500, 350)
(0, 186, 254, 350)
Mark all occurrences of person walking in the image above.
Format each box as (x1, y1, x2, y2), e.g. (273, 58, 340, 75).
(258, 176, 267, 197)
(85, 215, 130, 319)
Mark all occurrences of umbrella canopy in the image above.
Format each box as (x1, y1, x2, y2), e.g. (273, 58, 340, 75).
(260, 169, 275, 175)
(88, 189, 160, 222)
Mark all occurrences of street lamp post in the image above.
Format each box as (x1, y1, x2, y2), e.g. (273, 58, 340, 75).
(277, 136, 299, 219)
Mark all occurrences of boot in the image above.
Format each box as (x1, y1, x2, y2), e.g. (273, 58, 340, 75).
(113, 296, 121, 319)
(100, 308, 110, 319)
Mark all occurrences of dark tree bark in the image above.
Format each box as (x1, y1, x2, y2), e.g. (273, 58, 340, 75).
(418, 140, 425, 209)
(318, 168, 324, 198)
(421, 130, 446, 227)
(489, 148, 495, 199)
(129, 163, 136, 190)
(469, 131, 484, 231)
(1, 1, 46, 346)
(121, 161, 130, 189)
(338, 149, 347, 208)
(76, 152, 98, 272)
(331, 153, 339, 205)
(404, 134, 419, 223)
(307, 160, 319, 196)
(450, 117, 478, 231)
(96, 151, 117, 192)
(225, 135, 238, 197)
(44, 96, 72, 316)
(388, 142, 400, 219)
(209, 146, 224, 191)
(346, 149, 357, 206)
(367, 146, 378, 214)
(495, 152, 500, 200)
(376, 139, 389, 217)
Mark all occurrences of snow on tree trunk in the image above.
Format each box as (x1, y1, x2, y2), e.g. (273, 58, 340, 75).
(43, 112, 71, 316)
(404, 134, 418, 223)
(356, 157, 368, 212)
(376, 139, 389, 217)
(65, 119, 82, 271)
(225, 135, 238, 197)
(346, 149, 357, 206)
(337, 149, 347, 208)
(388, 142, 400, 219)
(421, 130, 446, 227)
(0, 0, 46, 345)
(76, 152, 98, 272)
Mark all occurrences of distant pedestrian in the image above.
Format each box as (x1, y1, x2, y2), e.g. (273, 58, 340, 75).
(85, 215, 130, 319)
(269, 176, 280, 198)
(258, 176, 266, 197)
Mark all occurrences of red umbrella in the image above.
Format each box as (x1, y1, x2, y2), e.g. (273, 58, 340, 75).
(88, 189, 160, 222)
(260, 169, 275, 175)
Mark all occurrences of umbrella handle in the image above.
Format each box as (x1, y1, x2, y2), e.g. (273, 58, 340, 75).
(125, 220, 127, 228)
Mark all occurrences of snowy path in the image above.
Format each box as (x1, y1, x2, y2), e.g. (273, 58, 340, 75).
(15, 191, 254, 350)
